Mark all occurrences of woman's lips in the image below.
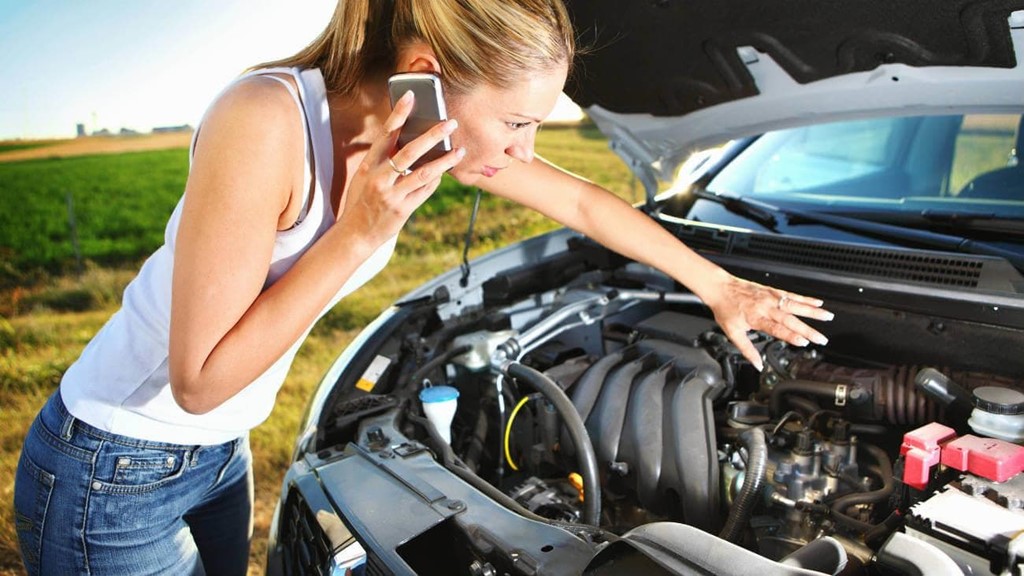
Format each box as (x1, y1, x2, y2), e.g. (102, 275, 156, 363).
(481, 166, 500, 177)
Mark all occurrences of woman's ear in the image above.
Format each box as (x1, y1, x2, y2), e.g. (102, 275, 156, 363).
(396, 41, 442, 75)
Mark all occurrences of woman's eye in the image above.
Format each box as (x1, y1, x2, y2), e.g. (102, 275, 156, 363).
(507, 121, 531, 130)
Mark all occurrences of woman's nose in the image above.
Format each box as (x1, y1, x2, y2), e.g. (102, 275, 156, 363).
(506, 130, 536, 164)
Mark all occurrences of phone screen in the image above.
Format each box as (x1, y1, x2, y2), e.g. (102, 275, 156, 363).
(387, 73, 452, 169)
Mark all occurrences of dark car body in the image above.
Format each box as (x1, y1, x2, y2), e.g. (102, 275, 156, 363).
(268, 2, 1024, 574)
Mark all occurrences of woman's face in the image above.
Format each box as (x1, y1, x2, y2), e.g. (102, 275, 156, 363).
(444, 63, 569, 186)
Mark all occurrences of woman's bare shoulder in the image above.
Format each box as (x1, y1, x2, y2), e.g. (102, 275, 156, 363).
(185, 74, 308, 219)
(197, 74, 305, 154)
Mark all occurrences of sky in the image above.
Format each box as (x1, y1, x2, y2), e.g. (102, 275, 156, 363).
(0, 0, 583, 140)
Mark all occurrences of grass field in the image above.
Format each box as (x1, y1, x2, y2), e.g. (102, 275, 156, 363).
(0, 124, 635, 575)
(0, 143, 54, 155)
(0, 133, 193, 164)
(0, 149, 190, 283)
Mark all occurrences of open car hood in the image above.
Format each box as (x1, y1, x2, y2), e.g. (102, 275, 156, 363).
(267, 5, 1024, 575)
(563, 0, 1024, 197)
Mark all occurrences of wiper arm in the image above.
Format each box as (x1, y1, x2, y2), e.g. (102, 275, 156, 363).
(691, 189, 780, 232)
(743, 199, 1024, 271)
(920, 209, 1001, 221)
(812, 209, 1024, 236)
(918, 210, 1024, 236)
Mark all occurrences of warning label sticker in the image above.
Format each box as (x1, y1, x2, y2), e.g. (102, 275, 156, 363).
(356, 354, 392, 392)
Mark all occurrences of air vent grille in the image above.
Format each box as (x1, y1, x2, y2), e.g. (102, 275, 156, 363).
(280, 489, 333, 576)
(676, 226, 729, 253)
(280, 487, 393, 576)
(331, 394, 397, 419)
(739, 236, 983, 287)
(364, 553, 392, 576)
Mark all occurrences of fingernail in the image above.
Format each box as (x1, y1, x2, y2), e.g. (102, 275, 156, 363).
(796, 336, 810, 347)
(811, 333, 829, 346)
(823, 311, 835, 321)
(455, 147, 466, 158)
(400, 90, 414, 104)
(442, 119, 458, 134)
(753, 358, 764, 372)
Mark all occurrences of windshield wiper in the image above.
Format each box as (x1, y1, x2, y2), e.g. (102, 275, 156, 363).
(737, 198, 1024, 272)
(690, 189, 781, 232)
(803, 209, 1024, 237)
(917, 210, 1024, 236)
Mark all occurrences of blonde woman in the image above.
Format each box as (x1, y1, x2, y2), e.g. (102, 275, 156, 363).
(14, 0, 832, 574)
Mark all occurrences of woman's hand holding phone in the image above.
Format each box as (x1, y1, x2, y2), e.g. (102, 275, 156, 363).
(388, 73, 452, 169)
(333, 82, 464, 250)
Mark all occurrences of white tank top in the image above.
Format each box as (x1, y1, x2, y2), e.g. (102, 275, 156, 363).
(60, 67, 398, 445)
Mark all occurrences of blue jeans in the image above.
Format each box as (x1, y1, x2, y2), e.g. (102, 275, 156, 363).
(13, 391, 253, 575)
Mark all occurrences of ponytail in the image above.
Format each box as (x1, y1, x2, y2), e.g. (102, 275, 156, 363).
(252, 0, 394, 96)
(254, 0, 574, 96)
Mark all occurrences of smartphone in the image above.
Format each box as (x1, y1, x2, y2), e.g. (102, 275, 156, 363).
(387, 72, 452, 170)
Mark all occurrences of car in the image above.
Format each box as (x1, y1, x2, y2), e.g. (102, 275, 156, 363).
(266, 1, 1024, 574)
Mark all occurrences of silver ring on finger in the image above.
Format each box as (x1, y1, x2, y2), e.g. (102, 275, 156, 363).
(778, 294, 789, 310)
(388, 157, 412, 177)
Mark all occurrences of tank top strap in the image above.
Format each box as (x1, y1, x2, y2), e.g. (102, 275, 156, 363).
(294, 68, 336, 225)
(252, 73, 315, 226)
(248, 68, 316, 226)
(188, 67, 317, 227)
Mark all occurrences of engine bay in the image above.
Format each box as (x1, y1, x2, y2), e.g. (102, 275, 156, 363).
(286, 235, 1024, 576)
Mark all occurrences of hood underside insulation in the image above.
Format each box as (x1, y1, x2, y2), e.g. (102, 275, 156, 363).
(564, 0, 1024, 116)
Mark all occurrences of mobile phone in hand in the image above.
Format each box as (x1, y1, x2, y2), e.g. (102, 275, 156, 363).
(387, 73, 452, 170)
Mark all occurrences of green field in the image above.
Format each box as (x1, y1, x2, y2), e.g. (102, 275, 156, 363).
(0, 142, 56, 154)
(0, 124, 635, 575)
(0, 149, 189, 282)
(0, 125, 636, 277)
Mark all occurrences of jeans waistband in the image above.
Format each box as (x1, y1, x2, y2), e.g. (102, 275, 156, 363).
(46, 390, 236, 451)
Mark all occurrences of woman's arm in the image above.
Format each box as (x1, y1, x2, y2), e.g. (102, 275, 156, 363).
(168, 84, 461, 414)
(481, 155, 833, 370)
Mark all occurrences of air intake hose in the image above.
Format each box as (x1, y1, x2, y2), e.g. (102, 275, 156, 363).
(504, 362, 601, 526)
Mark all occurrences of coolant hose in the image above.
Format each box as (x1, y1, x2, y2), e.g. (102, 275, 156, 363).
(720, 426, 767, 542)
(505, 362, 602, 526)
(408, 412, 605, 540)
(830, 444, 895, 528)
(410, 345, 473, 391)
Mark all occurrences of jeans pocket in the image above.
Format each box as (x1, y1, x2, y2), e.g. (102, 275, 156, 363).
(13, 451, 56, 575)
(93, 445, 190, 495)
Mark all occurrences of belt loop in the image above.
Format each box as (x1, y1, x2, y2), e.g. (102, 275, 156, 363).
(60, 412, 75, 441)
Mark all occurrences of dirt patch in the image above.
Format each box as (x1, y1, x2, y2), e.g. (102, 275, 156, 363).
(0, 132, 193, 163)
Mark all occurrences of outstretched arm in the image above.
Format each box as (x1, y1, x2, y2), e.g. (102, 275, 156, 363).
(481, 155, 833, 370)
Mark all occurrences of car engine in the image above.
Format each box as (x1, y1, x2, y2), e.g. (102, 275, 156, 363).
(283, 233, 1024, 576)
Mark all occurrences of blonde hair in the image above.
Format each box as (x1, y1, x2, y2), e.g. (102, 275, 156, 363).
(256, 0, 574, 96)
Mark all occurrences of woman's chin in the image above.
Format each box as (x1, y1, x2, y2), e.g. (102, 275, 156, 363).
(448, 168, 479, 187)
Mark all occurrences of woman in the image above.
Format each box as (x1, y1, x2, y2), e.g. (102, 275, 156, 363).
(14, 0, 832, 574)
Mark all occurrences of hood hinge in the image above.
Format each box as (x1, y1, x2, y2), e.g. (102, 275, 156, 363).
(590, 109, 664, 212)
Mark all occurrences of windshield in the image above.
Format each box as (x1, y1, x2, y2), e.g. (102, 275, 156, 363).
(705, 114, 1023, 218)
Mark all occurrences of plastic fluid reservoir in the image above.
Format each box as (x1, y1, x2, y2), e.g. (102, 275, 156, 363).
(419, 385, 459, 445)
(969, 386, 1024, 443)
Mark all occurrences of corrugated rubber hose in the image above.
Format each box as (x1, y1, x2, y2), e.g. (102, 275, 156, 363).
(505, 362, 602, 526)
(720, 426, 767, 542)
